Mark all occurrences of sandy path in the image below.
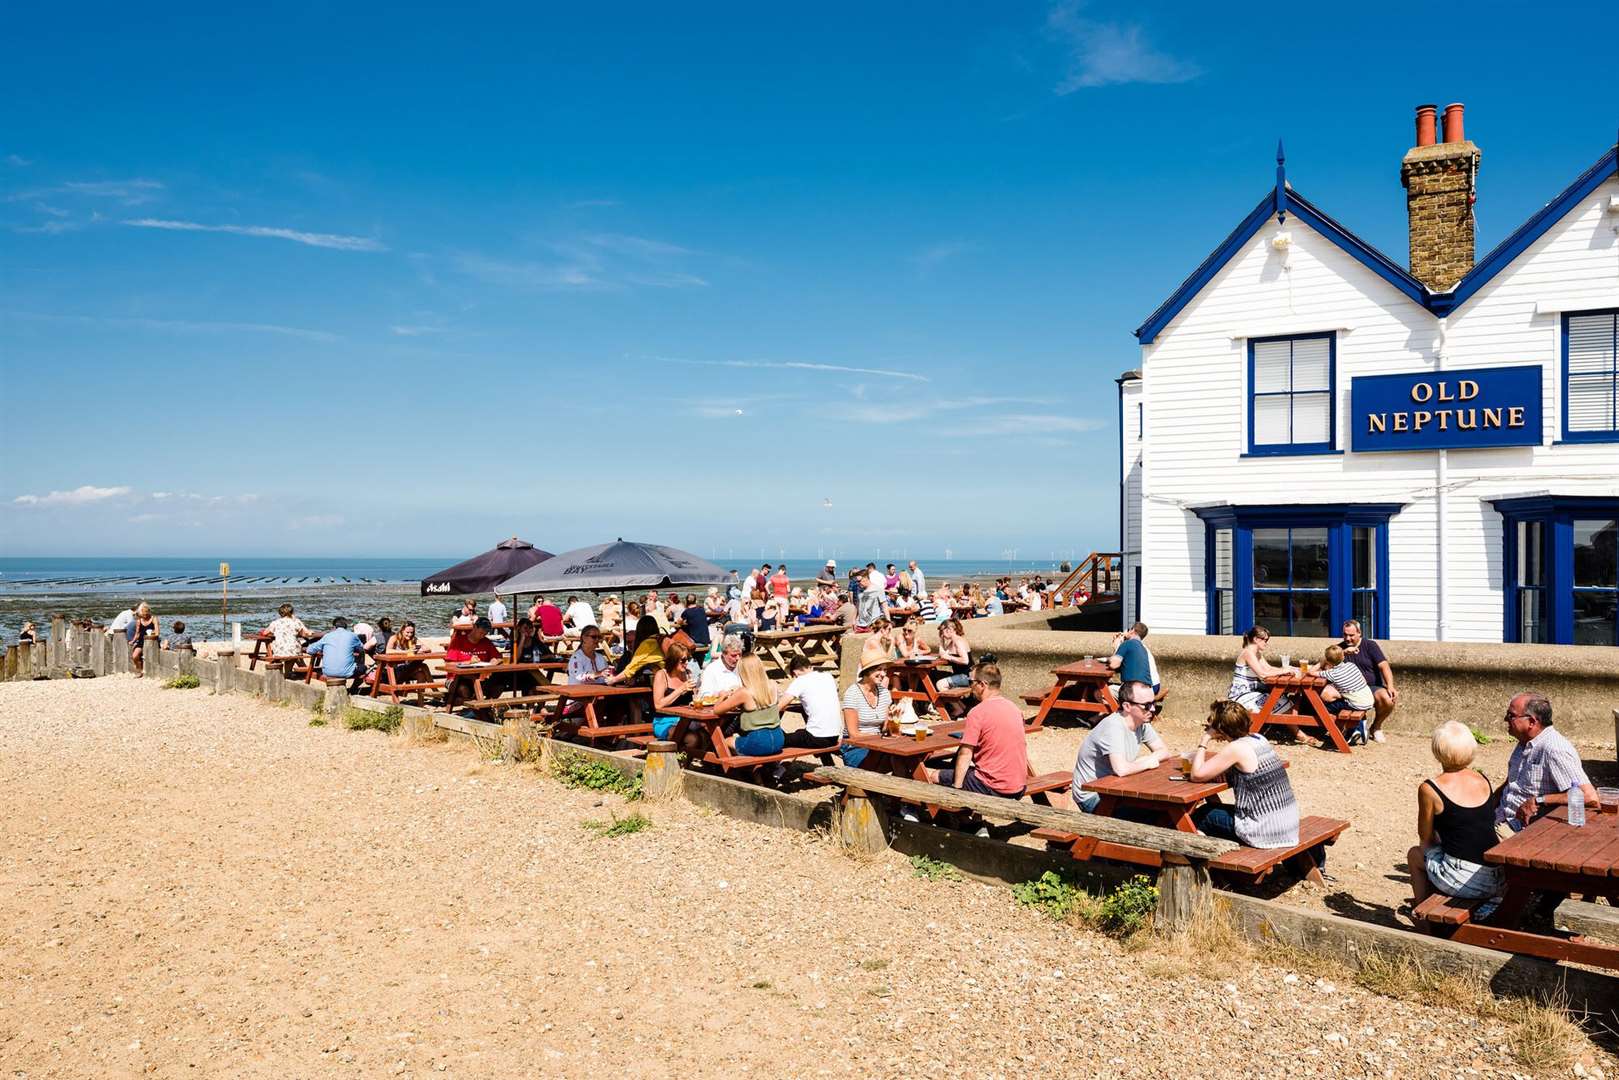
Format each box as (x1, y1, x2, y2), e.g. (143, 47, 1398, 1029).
(0, 677, 1589, 1078)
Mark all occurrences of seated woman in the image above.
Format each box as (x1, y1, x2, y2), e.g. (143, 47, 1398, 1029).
(839, 657, 901, 767)
(383, 620, 434, 687)
(1406, 720, 1504, 923)
(857, 617, 895, 667)
(511, 617, 554, 662)
(1190, 700, 1323, 884)
(615, 615, 666, 683)
(728, 653, 785, 759)
(651, 639, 698, 750)
(895, 621, 931, 660)
(934, 618, 971, 692)
(1226, 624, 1293, 713)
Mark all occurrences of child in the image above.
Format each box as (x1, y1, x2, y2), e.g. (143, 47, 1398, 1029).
(1320, 644, 1376, 744)
(166, 620, 195, 652)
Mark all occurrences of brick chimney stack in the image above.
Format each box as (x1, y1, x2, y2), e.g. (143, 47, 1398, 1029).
(1400, 102, 1481, 292)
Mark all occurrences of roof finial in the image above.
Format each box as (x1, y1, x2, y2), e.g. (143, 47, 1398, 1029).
(1275, 139, 1289, 223)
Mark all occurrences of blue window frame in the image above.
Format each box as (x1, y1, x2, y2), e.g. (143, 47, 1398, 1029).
(1195, 504, 1398, 638)
(1247, 332, 1336, 456)
(1563, 310, 1619, 443)
(1496, 496, 1619, 646)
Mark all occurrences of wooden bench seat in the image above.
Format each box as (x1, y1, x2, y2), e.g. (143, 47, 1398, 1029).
(702, 744, 829, 769)
(1025, 771, 1070, 796)
(461, 694, 557, 711)
(1208, 816, 1349, 881)
(1414, 892, 1482, 927)
(1020, 692, 1046, 706)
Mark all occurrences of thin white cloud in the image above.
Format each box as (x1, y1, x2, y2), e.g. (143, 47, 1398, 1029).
(62, 178, 165, 204)
(5, 310, 338, 343)
(911, 241, 971, 270)
(585, 233, 693, 259)
(664, 358, 930, 383)
(123, 218, 386, 252)
(5, 154, 32, 167)
(13, 484, 132, 506)
(390, 324, 449, 337)
(453, 253, 605, 290)
(568, 198, 620, 209)
(1045, 1, 1200, 91)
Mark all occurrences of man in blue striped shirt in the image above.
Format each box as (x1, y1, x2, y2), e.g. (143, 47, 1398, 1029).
(1496, 692, 1600, 836)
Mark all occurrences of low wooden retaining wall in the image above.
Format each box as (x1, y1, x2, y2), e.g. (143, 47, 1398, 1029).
(6, 617, 1617, 1020)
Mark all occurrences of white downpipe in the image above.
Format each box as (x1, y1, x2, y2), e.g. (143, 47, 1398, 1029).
(1435, 319, 1449, 642)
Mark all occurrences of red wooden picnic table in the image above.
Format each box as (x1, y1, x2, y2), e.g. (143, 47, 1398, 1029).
(1445, 805, 1619, 968)
(882, 659, 965, 716)
(661, 704, 831, 776)
(844, 721, 969, 818)
(245, 629, 273, 670)
(541, 683, 652, 742)
(752, 625, 844, 676)
(1251, 671, 1353, 754)
(444, 659, 564, 712)
(1026, 659, 1120, 731)
(370, 650, 448, 703)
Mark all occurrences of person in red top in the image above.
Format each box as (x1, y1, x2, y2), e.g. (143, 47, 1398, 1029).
(531, 598, 565, 638)
(927, 662, 1031, 798)
(444, 617, 503, 710)
(770, 566, 791, 599)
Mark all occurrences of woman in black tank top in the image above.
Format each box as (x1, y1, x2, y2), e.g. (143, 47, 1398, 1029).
(1407, 721, 1505, 917)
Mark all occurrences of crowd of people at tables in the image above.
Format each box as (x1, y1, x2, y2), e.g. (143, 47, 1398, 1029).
(82, 580, 1604, 930)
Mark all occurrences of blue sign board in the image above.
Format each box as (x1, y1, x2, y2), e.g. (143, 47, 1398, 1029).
(1350, 365, 1542, 452)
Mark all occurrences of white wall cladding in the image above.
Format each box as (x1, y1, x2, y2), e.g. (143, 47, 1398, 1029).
(1137, 173, 1619, 643)
(1121, 378, 1143, 626)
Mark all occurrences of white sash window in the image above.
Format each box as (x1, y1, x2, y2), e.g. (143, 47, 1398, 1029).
(1248, 332, 1335, 454)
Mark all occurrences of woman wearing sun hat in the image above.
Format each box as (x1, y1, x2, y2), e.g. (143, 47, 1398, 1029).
(839, 655, 902, 768)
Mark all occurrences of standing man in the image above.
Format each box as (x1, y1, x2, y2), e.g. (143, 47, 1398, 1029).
(856, 563, 886, 629)
(1338, 619, 1397, 742)
(1496, 692, 1600, 836)
(927, 662, 1032, 798)
(1105, 622, 1160, 695)
(908, 560, 926, 599)
(770, 564, 791, 600)
(488, 595, 508, 627)
(817, 559, 838, 587)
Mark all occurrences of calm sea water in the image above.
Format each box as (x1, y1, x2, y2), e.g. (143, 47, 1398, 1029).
(0, 555, 1077, 643)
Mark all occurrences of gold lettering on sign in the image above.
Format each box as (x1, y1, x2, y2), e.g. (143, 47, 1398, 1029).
(1393, 413, 1409, 432)
(1460, 380, 1480, 401)
(1437, 411, 1451, 430)
(1457, 409, 1477, 430)
(1508, 406, 1526, 428)
(1413, 410, 1432, 430)
(1483, 407, 1503, 427)
(1368, 414, 1387, 433)
(1437, 381, 1455, 402)
(1411, 382, 1434, 403)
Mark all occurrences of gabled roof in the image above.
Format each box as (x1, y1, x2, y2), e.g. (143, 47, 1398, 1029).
(1134, 144, 1619, 344)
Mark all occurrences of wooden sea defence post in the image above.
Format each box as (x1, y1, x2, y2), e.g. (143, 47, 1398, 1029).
(642, 741, 683, 800)
(3, 645, 16, 681)
(1154, 855, 1214, 933)
(15, 642, 33, 678)
(833, 786, 892, 855)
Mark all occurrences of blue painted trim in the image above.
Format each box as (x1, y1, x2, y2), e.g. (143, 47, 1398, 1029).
(1134, 144, 1618, 342)
(1561, 308, 1619, 443)
(1275, 140, 1288, 224)
(1490, 495, 1619, 645)
(1246, 331, 1337, 455)
(1448, 147, 1619, 313)
(1116, 376, 1126, 621)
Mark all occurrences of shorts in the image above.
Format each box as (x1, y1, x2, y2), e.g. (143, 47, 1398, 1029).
(839, 743, 869, 768)
(783, 730, 840, 750)
(937, 673, 971, 690)
(652, 716, 680, 740)
(735, 726, 784, 757)
(1424, 846, 1504, 915)
(935, 766, 1022, 799)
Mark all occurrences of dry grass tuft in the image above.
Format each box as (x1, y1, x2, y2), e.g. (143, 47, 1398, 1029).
(1506, 989, 1586, 1073)
(398, 711, 446, 745)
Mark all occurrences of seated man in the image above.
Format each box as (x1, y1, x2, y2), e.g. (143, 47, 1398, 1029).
(445, 617, 505, 709)
(699, 634, 746, 700)
(1496, 692, 1601, 837)
(1318, 644, 1376, 743)
(927, 662, 1032, 799)
(1338, 619, 1398, 742)
(307, 617, 367, 691)
(1105, 622, 1160, 695)
(778, 655, 843, 751)
(1070, 680, 1171, 813)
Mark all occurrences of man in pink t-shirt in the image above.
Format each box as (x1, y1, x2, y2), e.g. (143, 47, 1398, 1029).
(927, 662, 1029, 797)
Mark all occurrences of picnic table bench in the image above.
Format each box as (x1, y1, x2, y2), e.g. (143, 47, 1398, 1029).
(808, 765, 1238, 931)
(660, 704, 831, 777)
(883, 659, 971, 716)
(1414, 804, 1619, 969)
(752, 625, 844, 677)
(370, 650, 448, 703)
(1030, 757, 1346, 883)
(445, 660, 564, 715)
(541, 683, 653, 743)
(244, 629, 274, 670)
(1021, 659, 1120, 731)
(1251, 671, 1365, 754)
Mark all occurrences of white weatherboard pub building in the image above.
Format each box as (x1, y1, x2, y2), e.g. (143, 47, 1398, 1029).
(1120, 104, 1618, 647)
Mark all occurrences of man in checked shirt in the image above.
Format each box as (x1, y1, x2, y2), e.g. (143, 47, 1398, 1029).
(1495, 692, 1602, 838)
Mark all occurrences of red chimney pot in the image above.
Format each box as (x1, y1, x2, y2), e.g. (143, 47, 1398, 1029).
(1442, 103, 1465, 144)
(1414, 104, 1437, 147)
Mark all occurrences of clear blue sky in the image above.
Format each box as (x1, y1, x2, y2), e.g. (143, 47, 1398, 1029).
(3, 2, 1614, 559)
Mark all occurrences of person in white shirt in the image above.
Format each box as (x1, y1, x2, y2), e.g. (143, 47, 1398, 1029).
(488, 597, 508, 625)
(564, 596, 596, 631)
(779, 656, 844, 750)
(567, 626, 614, 684)
(699, 634, 745, 698)
(908, 560, 926, 598)
(107, 608, 135, 636)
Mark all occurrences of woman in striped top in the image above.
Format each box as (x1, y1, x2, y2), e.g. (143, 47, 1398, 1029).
(1190, 701, 1323, 883)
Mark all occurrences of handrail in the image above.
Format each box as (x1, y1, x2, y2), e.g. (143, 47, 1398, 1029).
(1057, 551, 1122, 607)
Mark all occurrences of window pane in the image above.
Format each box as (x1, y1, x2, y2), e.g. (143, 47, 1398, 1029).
(1518, 588, 1546, 644)
(1352, 527, 1375, 588)
(1252, 591, 1286, 632)
(1567, 313, 1617, 375)
(1291, 528, 1330, 588)
(1291, 591, 1333, 638)
(1253, 529, 1290, 587)
(1574, 520, 1618, 588)
(1292, 392, 1331, 444)
(1567, 373, 1618, 433)
(1253, 340, 1292, 392)
(1572, 590, 1617, 647)
(1517, 521, 1544, 586)
(1253, 396, 1290, 444)
(1213, 529, 1233, 589)
(1291, 337, 1332, 391)
(1352, 590, 1376, 639)
(1218, 590, 1234, 635)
